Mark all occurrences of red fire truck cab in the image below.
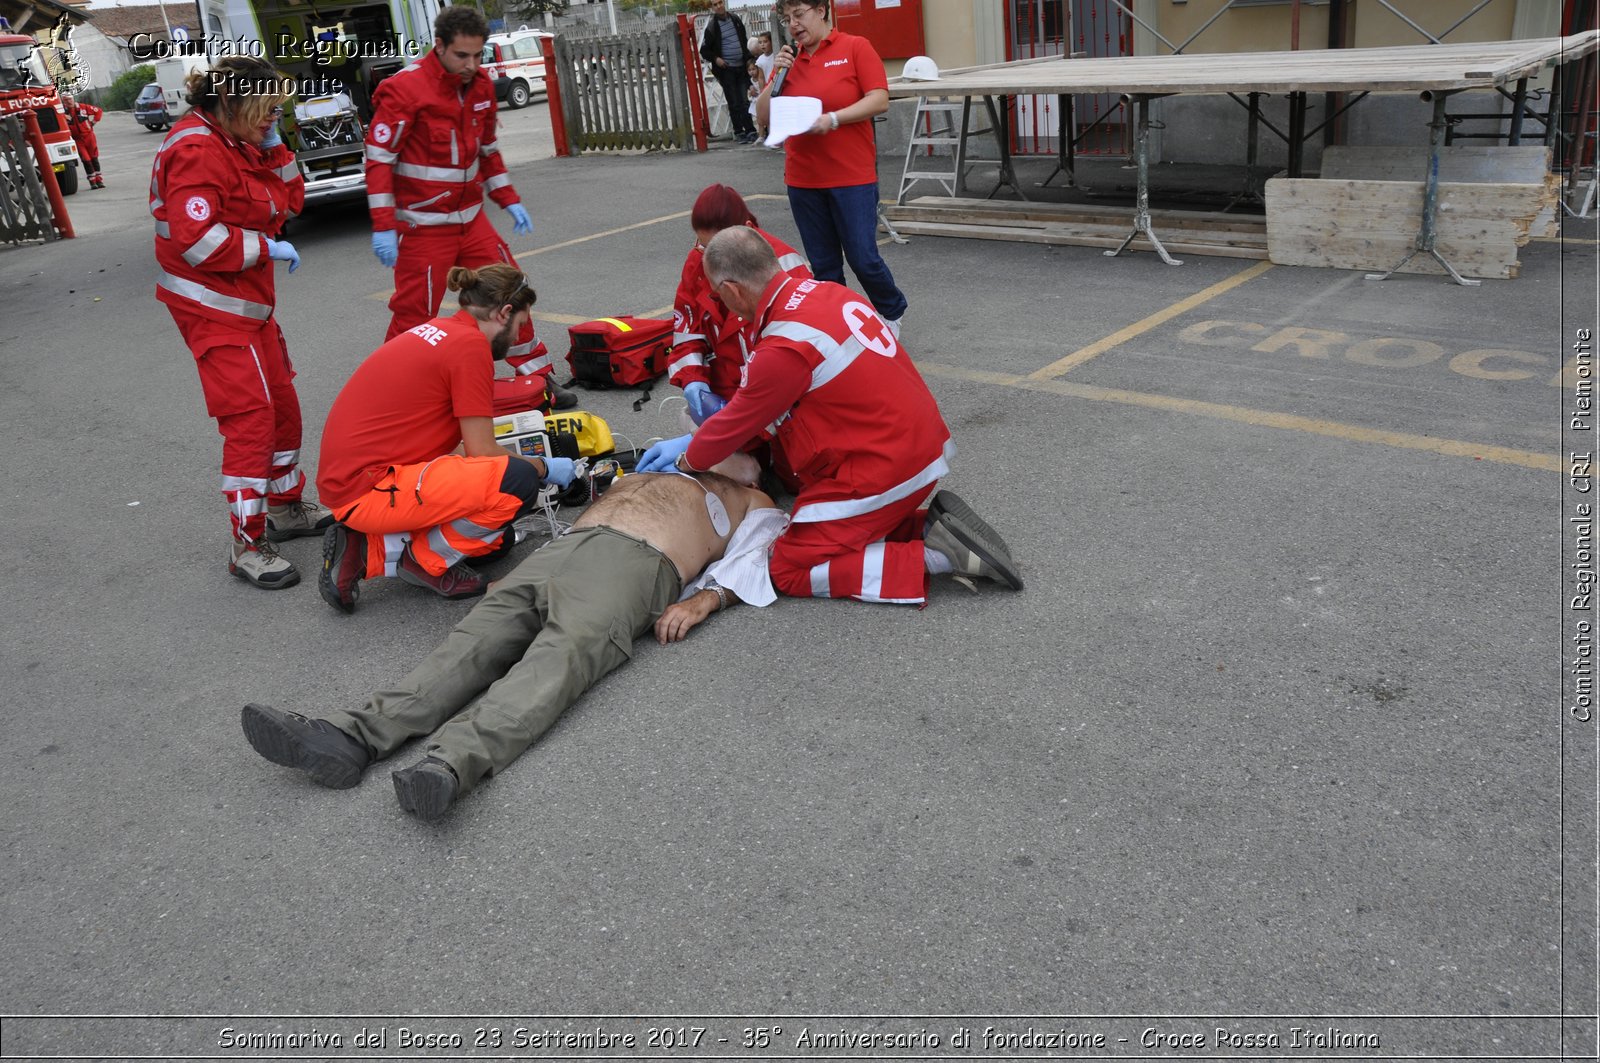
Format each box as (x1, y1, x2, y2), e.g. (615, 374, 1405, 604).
(0, 32, 80, 194)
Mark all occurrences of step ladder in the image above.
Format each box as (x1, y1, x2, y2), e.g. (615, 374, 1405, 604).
(897, 95, 1025, 205)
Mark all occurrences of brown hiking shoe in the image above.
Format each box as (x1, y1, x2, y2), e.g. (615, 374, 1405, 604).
(318, 525, 367, 613)
(397, 544, 486, 600)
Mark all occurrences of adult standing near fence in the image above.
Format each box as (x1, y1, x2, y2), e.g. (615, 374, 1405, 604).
(364, 5, 574, 410)
(700, 0, 758, 145)
(150, 56, 334, 589)
(756, 0, 907, 335)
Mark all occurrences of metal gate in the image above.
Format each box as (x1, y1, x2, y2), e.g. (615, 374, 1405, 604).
(550, 23, 695, 154)
(0, 115, 57, 246)
(1007, 0, 1132, 157)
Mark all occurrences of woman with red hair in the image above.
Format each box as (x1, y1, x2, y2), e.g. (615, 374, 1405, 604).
(668, 184, 810, 423)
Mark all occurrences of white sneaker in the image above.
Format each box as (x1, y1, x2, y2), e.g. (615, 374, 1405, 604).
(885, 315, 903, 339)
(266, 499, 335, 541)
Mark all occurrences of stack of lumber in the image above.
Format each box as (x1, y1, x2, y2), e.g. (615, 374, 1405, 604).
(1264, 145, 1560, 280)
(881, 197, 1268, 260)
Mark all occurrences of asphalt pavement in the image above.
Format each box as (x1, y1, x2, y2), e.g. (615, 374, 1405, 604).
(1, 99, 1596, 1059)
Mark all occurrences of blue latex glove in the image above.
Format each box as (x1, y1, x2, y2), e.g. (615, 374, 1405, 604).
(683, 382, 727, 425)
(507, 203, 532, 236)
(265, 238, 299, 273)
(259, 122, 282, 149)
(637, 434, 693, 473)
(371, 230, 399, 267)
(539, 456, 577, 488)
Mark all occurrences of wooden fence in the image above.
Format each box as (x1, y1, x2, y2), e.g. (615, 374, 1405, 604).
(0, 115, 57, 246)
(550, 23, 696, 154)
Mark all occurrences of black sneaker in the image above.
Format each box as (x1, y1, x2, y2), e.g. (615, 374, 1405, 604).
(392, 757, 459, 821)
(319, 525, 367, 613)
(240, 703, 370, 789)
(924, 490, 1024, 591)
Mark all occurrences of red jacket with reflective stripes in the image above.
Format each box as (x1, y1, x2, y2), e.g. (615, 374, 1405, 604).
(150, 112, 304, 328)
(685, 275, 952, 522)
(669, 228, 810, 396)
(364, 50, 518, 232)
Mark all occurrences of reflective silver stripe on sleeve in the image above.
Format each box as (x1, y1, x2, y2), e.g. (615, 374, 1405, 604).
(667, 352, 705, 377)
(365, 144, 399, 164)
(157, 271, 274, 320)
(277, 162, 299, 181)
(159, 126, 211, 153)
(240, 231, 262, 269)
(777, 252, 807, 272)
(482, 172, 512, 193)
(367, 193, 395, 209)
(394, 161, 479, 182)
(762, 319, 867, 392)
(393, 203, 482, 226)
(673, 332, 706, 346)
(154, 219, 170, 238)
(479, 140, 500, 156)
(182, 222, 230, 267)
(790, 438, 956, 525)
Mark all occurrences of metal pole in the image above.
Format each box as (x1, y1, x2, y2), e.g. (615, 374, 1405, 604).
(1105, 95, 1181, 265)
(1366, 91, 1480, 286)
(1508, 76, 1529, 145)
(1291, 0, 1302, 50)
(1286, 91, 1306, 176)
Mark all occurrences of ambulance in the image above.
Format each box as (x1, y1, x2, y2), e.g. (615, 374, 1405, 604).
(481, 28, 551, 109)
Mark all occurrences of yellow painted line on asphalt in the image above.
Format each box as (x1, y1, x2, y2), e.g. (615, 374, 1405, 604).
(919, 361, 1559, 472)
(1027, 260, 1276, 381)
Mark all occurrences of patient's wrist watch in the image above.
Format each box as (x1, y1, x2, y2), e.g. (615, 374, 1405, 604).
(674, 453, 695, 474)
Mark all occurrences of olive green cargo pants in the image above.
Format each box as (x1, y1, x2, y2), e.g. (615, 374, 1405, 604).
(325, 526, 681, 792)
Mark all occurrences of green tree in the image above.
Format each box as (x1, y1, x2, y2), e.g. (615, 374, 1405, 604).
(103, 64, 155, 111)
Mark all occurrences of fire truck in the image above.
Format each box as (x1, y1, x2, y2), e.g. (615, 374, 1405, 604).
(0, 32, 81, 195)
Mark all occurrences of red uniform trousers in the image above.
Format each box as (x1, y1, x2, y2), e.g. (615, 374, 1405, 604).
(384, 213, 547, 383)
(770, 483, 936, 605)
(334, 454, 532, 578)
(171, 308, 307, 543)
(71, 127, 100, 173)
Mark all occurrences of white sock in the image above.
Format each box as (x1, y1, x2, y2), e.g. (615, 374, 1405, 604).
(924, 545, 954, 574)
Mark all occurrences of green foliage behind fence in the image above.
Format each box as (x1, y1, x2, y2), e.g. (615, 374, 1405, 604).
(103, 65, 155, 112)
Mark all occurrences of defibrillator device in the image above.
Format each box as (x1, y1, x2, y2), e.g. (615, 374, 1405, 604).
(492, 408, 619, 461)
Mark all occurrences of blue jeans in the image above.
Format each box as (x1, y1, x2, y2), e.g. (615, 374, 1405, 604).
(787, 183, 907, 321)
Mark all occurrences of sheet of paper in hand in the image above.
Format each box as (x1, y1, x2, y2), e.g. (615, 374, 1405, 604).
(764, 95, 823, 147)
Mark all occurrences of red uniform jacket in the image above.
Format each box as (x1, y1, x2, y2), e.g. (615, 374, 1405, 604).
(685, 275, 953, 523)
(150, 112, 305, 327)
(669, 227, 810, 398)
(364, 50, 518, 232)
(65, 100, 101, 150)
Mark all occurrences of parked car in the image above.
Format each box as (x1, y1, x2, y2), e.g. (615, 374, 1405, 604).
(482, 29, 551, 109)
(133, 83, 170, 131)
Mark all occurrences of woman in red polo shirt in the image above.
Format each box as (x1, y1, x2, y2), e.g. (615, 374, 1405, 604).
(756, 0, 907, 334)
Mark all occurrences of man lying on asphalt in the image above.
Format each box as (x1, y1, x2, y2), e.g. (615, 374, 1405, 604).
(241, 455, 783, 820)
